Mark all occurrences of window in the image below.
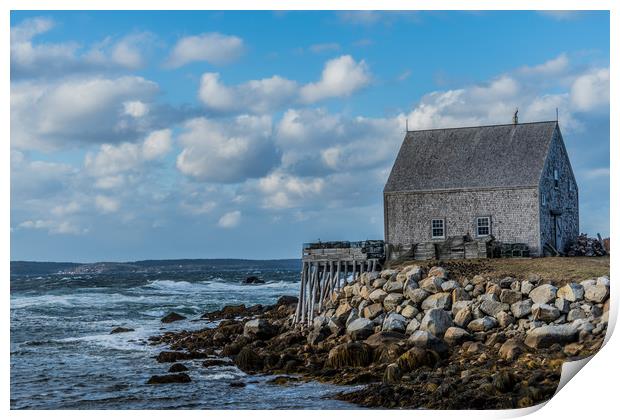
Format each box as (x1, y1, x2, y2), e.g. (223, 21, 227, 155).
(554, 169, 559, 188)
(542, 193, 547, 207)
(569, 180, 573, 192)
(476, 217, 491, 237)
(431, 219, 445, 239)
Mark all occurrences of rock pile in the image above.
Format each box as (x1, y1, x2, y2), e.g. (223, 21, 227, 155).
(566, 234, 608, 257)
(310, 266, 609, 352)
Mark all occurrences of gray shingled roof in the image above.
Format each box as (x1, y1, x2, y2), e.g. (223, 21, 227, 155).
(384, 121, 558, 193)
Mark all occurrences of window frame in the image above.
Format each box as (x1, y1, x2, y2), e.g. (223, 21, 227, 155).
(553, 169, 559, 189)
(476, 216, 491, 237)
(431, 218, 446, 239)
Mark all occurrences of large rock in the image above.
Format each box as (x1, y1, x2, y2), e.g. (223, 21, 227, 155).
(363, 302, 384, 320)
(420, 309, 453, 336)
(334, 302, 353, 323)
(525, 324, 579, 348)
(327, 342, 373, 368)
(408, 330, 448, 354)
(500, 289, 522, 304)
(345, 308, 359, 327)
(403, 280, 420, 299)
(452, 288, 471, 302)
(369, 289, 388, 303)
(428, 266, 448, 280)
(346, 318, 375, 341)
(406, 318, 421, 334)
(383, 293, 405, 311)
(496, 311, 515, 328)
(243, 319, 277, 340)
(420, 276, 444, 294)
(532, 303, 561, 322)
(383, 279, 404, 293)
(454, 307, 473, 328)
(382, 313, 408, 333)
(567, 308, 587, 322)
(147, 373, 191, 384)
(467, 316, 497, 332)
(407, 288, 430, 304)
(498, 338, 524, 361)
(511, 300, 533, 318)
(404, 265, 424, 283)
(479, 300, 509, 317)
(380, 269, 398, 279)
(557, 283, 585, 302)
(441, 280, 460, 292)
(161, 312, 187, 323)
(400, 305, 418, 319)
(584, 284, 609, 303)
(421, 292, 452, 311)
(443, 326, 471, 346)
(529, 284, 557, 304)
(452, 300, 472, 316)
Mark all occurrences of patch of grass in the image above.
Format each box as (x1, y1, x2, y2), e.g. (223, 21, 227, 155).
(390, 256, 609, 286)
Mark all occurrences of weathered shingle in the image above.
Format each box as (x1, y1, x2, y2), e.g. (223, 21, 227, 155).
(384, 121, 558, 193)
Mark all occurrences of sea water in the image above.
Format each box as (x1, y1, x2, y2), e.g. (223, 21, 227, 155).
(10, 264, 357, 409)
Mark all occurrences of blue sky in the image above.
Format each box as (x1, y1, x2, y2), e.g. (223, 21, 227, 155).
(10, 10, 610, 262)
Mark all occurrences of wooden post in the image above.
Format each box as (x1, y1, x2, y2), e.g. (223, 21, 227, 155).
(335, 260, 341, 292)
(295, 261, 306, 323)
(352, 260, 357, 283)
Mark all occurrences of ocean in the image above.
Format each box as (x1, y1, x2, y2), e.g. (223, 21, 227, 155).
(10, 262, 357, 409)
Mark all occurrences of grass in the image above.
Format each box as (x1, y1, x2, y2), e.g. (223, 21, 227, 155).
(389, 256, 610, 286)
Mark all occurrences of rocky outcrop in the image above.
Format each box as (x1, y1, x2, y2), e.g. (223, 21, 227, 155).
(161, 312, 187, 323)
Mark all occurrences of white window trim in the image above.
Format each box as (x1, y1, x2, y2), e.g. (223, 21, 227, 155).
(431, 218, 445, 239)
(476, 216, 491, 237)
(542, 193, 547, 207)
(553, 169, 559, 189)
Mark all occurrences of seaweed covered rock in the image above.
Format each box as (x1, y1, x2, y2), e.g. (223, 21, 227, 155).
(234, 346, 264, 372)
(327, 342, 373, 368)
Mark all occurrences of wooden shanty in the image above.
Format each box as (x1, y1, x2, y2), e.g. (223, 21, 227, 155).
(293, 240, 384, 326)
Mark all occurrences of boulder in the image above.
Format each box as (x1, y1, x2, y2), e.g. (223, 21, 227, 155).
(511, 300, 533, 318)
(467, 316, 497, 332)
(500, 289, 522, 304)
(406, 318, 421, 334)
(525, 325, 579, 348)
(403, 280, 420, 299)
(498, 338, 525, 361)
(520, 280, 534, 295)
(327, 342, 373, 368)
(529, 284, 557, 304)
(421, 292, 452, 311)
(372, 278, 388, 289)
(452, 300, 473, 316)
(397, 347, 437, 372)
(400, 305, 418, 319)
(382, 313, 408, 333)
(110, 327, 134, 334)
(486, 283, 502, 297)
(557, 283, 585, 302)
(364, 331, 407, 347)
(161, 312, 187, 323)
(428, 266, 448, 280)
(443, 327, 471, 346)
(420, 309, 453, 336)
(454, 307, 473, 328)
(334, 302, 353, 323)
(407, 288, 430, 305)
(472, 274, 487, 285)
(168, 363, 189, 373)
(360, 286, 372, 300)
(369, 289, 388, 303)
(346, 318, 375, 341)
(584, 284, 609, 303)
(499, 277, 516, 289)
(383, 279, 404, 293)
(234, 347, 264, 371)
(147, 373, 191, 384)
(496, 311, 515, 328)
(420, 276, 444, 294)
(345, 308, 359, 327)
(383, 363, 402, 384)
(408, 330, 448, 354)
(363, 303, 384, 320)
(327, 318, 344, 336)
(452, 288, 471, 302)
(532, 303, 561, 322)
(405, 266, 424, 283)
(242, 276, 264, 284)
(555, 298, 571, 314)
(380, 269, 398, 279)
(567, 308, 587, 322)
(383, 293, 405, 311)
(479, 300, 509, 317)
(597, 276, 610, 287)
(441, 280, 460, 292)
(243, 319, 278, 340)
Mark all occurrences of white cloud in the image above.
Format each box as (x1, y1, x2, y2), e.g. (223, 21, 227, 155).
(299, 55, 371, 103)
(176, 115, 278, 183)
(582, 167, 610, 179)
(18, 219, 84, 235)
(218, 210, 241, 228)
(519, 54, 569, 76)
(166, 33, 244, 68)
(198, 73, 298, 114)
(123, 100, 149, 118)
(12, 76, 159, 150)
(256, 172, 325, 209)
(571, 68, 610, 112)
(95, 195, 120, 213)
(142, 129, 172, 160)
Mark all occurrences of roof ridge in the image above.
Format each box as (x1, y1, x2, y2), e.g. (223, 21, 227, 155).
(405, 120, 557, 134)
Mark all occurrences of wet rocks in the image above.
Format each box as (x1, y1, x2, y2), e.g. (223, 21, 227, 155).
(110, 327, 134, 334)
(147, 373, 191, 384)
(168, 363, 189, 372)
(161, 312, 187, 323)
(327, 342, 372, 368)
(242, 276, 265, 284)
(347, 318, 375, 341)
(498, 339, 524, 361)
(234, 346, 264, 371)
(243, 319, 278, 340)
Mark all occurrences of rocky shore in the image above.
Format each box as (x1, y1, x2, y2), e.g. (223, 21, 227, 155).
(147, 261, 609, 409)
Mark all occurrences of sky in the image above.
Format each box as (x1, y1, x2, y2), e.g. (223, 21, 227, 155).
(9, 10, 610, 262)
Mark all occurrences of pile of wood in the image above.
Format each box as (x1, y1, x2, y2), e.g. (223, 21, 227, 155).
(566, 234, 607, 257)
